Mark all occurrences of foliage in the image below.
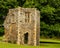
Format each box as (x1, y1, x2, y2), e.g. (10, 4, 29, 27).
(0, 27, 4, 36)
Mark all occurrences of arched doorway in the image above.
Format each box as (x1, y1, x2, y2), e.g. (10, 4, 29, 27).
(24, 33, 28, 44)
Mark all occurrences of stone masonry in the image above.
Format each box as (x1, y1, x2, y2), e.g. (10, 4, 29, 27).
(4, 7, 40, 46)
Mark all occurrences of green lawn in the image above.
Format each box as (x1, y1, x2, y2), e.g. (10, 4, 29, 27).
(40, 39, 60, 48)
(40, 43, 60, 48)
(40, 38, 60, 43)
(0, 37, 60, 48)
(0, 42, 40, 48)
(0, 36, 3, 40)
(0, 37, 40, 48)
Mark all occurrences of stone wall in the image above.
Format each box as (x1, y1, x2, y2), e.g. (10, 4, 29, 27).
(4, 7, 40, 46)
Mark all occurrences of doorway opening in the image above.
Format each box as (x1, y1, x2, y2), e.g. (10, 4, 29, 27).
(24, 33, 28, 44)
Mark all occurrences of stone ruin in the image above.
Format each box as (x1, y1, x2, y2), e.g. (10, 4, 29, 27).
(3, 7, 40, 46)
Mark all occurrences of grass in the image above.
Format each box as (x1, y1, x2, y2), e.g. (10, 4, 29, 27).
(0, 37, 60, 48)
(40, 43, 60, 48)
(40, 39, 60, 48)
(0, 42, 40, 48)
(0, 37, 40, 48)
(0, 36, 3, 40)
(40, 38, 60, 43)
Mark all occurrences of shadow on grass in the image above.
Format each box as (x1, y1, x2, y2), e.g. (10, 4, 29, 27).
(40, 41, 60, 44)
(40, 41, 60, 47)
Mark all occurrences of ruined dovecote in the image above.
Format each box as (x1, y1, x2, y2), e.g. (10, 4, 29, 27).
(4, 7, 40, 46)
